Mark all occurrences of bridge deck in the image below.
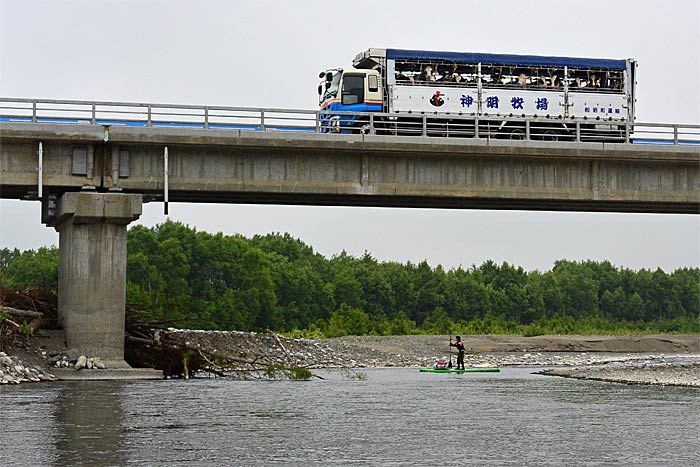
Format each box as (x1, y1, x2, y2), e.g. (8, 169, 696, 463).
(2, 121, 698, 214)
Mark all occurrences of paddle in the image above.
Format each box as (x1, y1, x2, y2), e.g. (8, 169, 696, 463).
(448, 336, 453, 368)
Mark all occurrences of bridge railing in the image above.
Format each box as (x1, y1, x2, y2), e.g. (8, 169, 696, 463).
(1, 97, 698, 145)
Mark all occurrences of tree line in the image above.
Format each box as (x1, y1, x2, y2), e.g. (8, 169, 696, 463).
(1, 220, 698, 336)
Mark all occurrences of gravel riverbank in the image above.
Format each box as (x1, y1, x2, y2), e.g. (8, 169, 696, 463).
(5, 331, 699, 387)
(156, 330, 700, 386)
(540, 358, 700, 387)
(0, 351, 56, 384)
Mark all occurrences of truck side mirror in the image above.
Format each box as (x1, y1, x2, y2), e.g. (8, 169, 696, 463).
(326, 72, 333, 81)
(319, 71, 326, 79)
(318, 84, 323, 95)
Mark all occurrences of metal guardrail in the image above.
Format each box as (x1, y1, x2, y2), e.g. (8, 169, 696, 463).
(1, 97, 699, 145)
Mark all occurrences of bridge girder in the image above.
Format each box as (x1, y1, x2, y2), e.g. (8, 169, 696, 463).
(1, 122, 698, 214)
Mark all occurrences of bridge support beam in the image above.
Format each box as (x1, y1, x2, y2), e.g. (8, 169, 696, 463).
(49, 192, 142, 367)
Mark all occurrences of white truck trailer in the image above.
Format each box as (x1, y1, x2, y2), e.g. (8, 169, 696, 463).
(318, 48, 636, 140)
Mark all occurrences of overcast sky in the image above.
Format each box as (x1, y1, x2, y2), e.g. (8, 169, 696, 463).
(1, 0, 699, 272)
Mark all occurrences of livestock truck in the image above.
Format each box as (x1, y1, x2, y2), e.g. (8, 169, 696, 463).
(318, 48, 636, 141)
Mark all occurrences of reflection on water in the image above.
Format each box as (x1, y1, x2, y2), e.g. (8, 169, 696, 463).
(53, 383, 125, 467)
(1, 367, 699, 466)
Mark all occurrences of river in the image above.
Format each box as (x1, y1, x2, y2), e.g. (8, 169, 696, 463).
(2, 367, 699, 466)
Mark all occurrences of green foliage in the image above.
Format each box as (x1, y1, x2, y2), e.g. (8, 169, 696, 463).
(520, 314, 700, 336)
(20, 321, 34, 340)
(371, 311, 418, 336)
(2, 221, 698, 338)
(422, 307, 454, 334)
(263, 363, 313, 380)
(457, 312, 521, 335)
(287, 366, 313, 380)
(1, 246, 58, 291)
(283, 323, 326, 339)
(0, 248, 22, 272)
(326, 304, 371, 337)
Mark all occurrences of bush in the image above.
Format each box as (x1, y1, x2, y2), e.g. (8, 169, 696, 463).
(285, 323, 326, 339)
(421, 307, 454, 334)
(264, 363, 313, 380)
(326, 305, 371, 337)
(458, 313, 522, 335)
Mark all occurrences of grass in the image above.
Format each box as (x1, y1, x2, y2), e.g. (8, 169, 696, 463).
(284, 315, 699, 339)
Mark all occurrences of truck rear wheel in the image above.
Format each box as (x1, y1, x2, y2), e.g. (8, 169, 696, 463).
(542, 129, 559, 142)
(509, 128, 526, 140)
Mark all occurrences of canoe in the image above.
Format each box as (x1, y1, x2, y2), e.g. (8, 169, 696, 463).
(419, 367, 500, 373)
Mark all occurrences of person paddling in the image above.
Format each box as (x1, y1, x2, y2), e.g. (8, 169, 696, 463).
(449, 335, 466, 370)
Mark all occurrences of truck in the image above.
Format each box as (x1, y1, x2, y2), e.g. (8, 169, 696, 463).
(318, 48, 637, 141)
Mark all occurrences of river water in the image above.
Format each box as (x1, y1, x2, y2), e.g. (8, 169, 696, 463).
(2, 367, 699, 466)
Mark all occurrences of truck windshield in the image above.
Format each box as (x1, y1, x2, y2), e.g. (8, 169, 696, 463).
(322, 72, 342, 101)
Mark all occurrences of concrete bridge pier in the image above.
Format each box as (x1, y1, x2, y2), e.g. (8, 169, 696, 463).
(48, 192, 143, 370)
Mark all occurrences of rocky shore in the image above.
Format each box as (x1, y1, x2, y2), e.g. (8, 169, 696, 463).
(155, 330, 700, 386)
(540, 358, 700, 387)
(3, 331, 699, 387)
(0, 351, 56, 384)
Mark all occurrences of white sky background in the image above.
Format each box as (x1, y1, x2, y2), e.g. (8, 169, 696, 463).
(0, 0, 698, 272)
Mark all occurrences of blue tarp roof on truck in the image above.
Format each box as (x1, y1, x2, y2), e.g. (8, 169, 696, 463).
(386, 49, 627, 70)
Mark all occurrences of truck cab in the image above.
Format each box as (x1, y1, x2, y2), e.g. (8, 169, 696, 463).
(318, 68, 383, 132)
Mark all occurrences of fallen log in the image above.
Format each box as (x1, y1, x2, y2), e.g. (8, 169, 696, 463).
(3, 318, 21, 332)
(274, 333, 291, 357)
(126, 335, 156, 347)
(196, 349, 227, 377)
(0, 287, 58, 329)
(1, 306, 43, 320)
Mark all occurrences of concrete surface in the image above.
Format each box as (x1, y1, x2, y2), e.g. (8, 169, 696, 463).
(1, 122, 698, 213)
(51, 367, 163, 381)
(51, 192, 142, 364)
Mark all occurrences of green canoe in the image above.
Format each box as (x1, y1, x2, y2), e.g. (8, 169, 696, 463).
(419, 367, 500, 373)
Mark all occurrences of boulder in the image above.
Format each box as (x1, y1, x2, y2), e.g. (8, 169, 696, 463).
(75, 355, 87, 370)
(65, 349, 81, 362)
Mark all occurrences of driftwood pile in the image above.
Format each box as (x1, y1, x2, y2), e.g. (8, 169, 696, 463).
(2, 288, 316, 380)
(124, 312, 315, 379)
(1, 286, 58, 353)
(124, 310, 208, 378)
(0, 288, 204, 378)
(0, 286, 57, 327)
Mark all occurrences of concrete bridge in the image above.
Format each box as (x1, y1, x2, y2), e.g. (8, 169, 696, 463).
(2, 122, 700, 211)
(1, 99, 698, 372)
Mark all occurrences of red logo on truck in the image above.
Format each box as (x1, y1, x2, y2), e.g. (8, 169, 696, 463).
(430, 91, 445, 107)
